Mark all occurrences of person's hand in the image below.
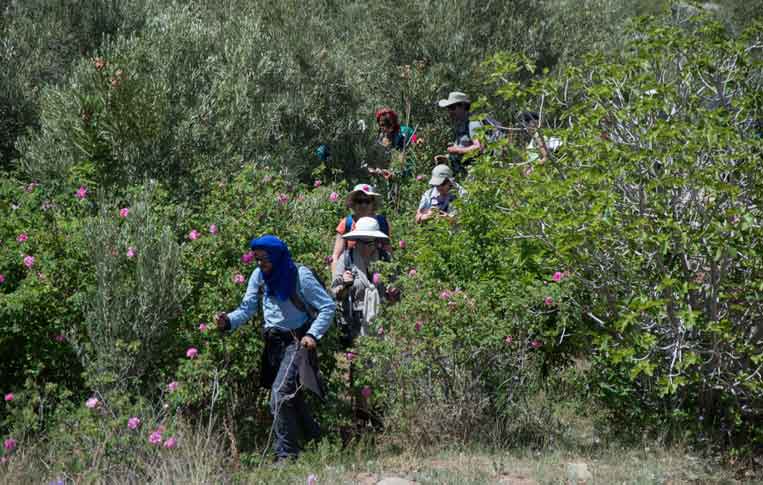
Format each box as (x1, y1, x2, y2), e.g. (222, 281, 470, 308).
(342, 270, 354, 286)
(301, 335, 317, 350)
(214, 312, 230, 332)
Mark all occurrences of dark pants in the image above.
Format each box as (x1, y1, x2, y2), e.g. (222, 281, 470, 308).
(268, 338, 320, 459)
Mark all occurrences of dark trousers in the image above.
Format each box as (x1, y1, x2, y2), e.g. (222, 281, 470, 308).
(268, 338, 320, 459)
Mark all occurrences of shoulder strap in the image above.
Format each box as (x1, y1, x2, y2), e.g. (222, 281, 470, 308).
(344, 215, 354, 234)
(375, 214, 389, 236)
(290, 265, 319, 319)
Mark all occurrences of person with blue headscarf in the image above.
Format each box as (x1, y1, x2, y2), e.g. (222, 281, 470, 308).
(214, 235, 335, 462)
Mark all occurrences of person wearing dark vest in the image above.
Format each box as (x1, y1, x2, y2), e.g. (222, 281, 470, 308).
(330, 184, 392, 274)
(437, 91, 482, 175)
(214, 235, 335, 462)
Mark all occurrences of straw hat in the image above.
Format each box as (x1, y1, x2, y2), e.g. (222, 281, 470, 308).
(345, 183, 382, 208)
(342, 217, 389, 241)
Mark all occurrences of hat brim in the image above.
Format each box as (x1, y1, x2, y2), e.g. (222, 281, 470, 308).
(438, 98, 470, 108)
(345, 189, 382, 207)
(342, 230, 390, 241)
(429, 175, 449, 185)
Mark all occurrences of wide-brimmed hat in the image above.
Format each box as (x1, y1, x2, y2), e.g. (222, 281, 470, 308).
(429, 164, 453, 186)
(342, 216, 390, 241)
(437, 91, 470, 108)
(345, 183, 381, 208)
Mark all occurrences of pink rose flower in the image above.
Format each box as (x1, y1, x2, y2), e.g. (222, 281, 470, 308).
(398, 240, 406, 249)
(233, 273, 246, 285)
(328, 192, 339, 202)
(523, 165, 534, 177)
(126, 247, 136, 258)
(372, 273, 381, 285)
(4, 393, 13, 402)
(188, 229, 200, 241)
(531, 339, 542, 349)
(198, 323, 208, 332)
(85, 397, 99, 409)
(209, 224, 218, 235)
(504, 335, 513, 345)
(544, 296, 554, 306)
(148, 431, 162, 445)
(241, 251, 254, 265)
(0, 274, 5, 284)
(361, 386, 372, 399)
(277, 193, 289, 205)
(167, 381, 178, 392)
(416, 174, 424, 181)
(324, 255, 333, 265)
(414, 320, 423, 332)
(186, 347, 198, 359)
(127, 417, 141, 430)
(16, 233, 28, 243)
(313, 180, 322, 188)
(119, 208, 129, 218)
(345, 351, 356, 362)
(439, 290, 452, 300)
(163, 436, 177, 449)
(54, 334, 66, 343)
(408, 268, 417, 277)
(4, 438, 16, 451)
(377, 326, 385, 336)
(551, 271, 564, 283)
(75, 186, 88, 199)
(25, 182, 37, 192)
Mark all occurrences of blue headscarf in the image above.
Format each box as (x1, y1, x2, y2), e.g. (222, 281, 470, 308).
(249, 235, 297, 302)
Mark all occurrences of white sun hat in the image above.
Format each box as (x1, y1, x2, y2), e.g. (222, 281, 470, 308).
(342, 216, 389, 241)
(437, 91, 471, 108)
(345, 183, 382, 208)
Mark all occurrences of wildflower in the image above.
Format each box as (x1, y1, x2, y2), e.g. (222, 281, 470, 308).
(544, 296, 554, 306)
(345, 351, 356, 362)
(186, 347, 198, 359)
(148, 431, 162, 445)
(551, 271, 564, 283)
(25, 182, 38, 192)
(324, 255, 333, 265)
(94, 57, 106, 70)
(398, 239, 406, 249)
(75, 186, 88, 199)
(329, 192, 339, 202)
(307, 474, 318, 485)
(209, 224, 218, 235)
(23, 256, 35, 269)
(531, 339, 542, 349)
(163, 436, 177, 449)
(416, 174, 424, 181)
(3, 438, 16, 451)
(119, 207, 129, 218)
(504, 335, 513, 345)
(198, 323, 208, 332)
(127, 417, 141, 430)
(167, 381, 178, 393)
(377, 326, 385, 337)
(4, 393, 13, 402)
(126, 247, 136, 258)
(241, 251, 254, 265)
(372, 273, 381, 285)
(361, 386, 372, 399)
(188, 229, 200, 241)
(439, 290, 451, 300)
(314, 180, 322, 188)
(523, 165, 534, 177)
(233, 273, 246, 285)
(414, 320, 423, 332)
(262, 175, 273, 184)
(53, 334, 65, 343)
(85, 397, 99, 409)
(16, 233, 28, 243)
(0, 274, 4, 284)
(408, 268, 417, 277)
(276, 193, 289, 205)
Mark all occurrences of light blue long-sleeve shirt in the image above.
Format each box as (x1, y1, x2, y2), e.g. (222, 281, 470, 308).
(226, 266, 335, 339)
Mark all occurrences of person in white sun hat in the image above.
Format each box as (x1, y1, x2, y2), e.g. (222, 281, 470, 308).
(415, 164, 466, 224)
(437, 91, 483, 175)
(332, 216, 399, 342)
(330, 183, 392, 274)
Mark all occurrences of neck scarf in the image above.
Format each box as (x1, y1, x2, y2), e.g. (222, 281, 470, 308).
(249, 235, 297, 301)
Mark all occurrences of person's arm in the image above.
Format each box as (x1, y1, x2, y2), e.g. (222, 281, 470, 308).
(225, 269, 262, 330)
(330, 234, 344, 274)
(299, 268, 336, 341)
(447, 139, 482, 155)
